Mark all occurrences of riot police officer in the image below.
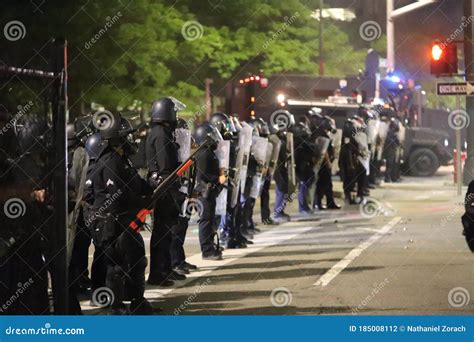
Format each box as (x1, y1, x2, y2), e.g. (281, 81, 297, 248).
(384, 117, 401, 183)
(194, 123, 226, 260)
(91, 113, 153, 314)
(171, 118, 198, 275)
(314, 116, 341, 210)
(339, 118, 359, 205)
(83, 132, 108, 296)
(212, 113, 247, 249)
(272, 124, 291, 222)
(292, 120, 315, 214)
(146, 97, 186, 285)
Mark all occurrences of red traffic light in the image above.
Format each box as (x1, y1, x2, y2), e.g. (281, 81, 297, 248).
(430, 41, 457, 76)
(431, 44, 443, 61)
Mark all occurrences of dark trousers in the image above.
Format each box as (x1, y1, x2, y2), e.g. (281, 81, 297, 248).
(91, 245, 107, 291)
(150, 197, 179, 278)
(260, 177, 271, 222)
(104, 228, 147, 307)
(384, 148, 397, 182)
(198, 195, 217, 255)
(170, 216, 189, 268)
(315, 166, 335, 207)
(69, 214, 91, 286)
(356, 164, 367, 197)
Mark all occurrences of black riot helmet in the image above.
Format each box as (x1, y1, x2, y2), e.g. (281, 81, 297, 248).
(321, 116, 337, 134)
(99, 113, 138, 154)
(194, 122, 223, 147)
(151, 97, 185, 123)
(291, 121, 311, 139)
(85, 132, 103, 161)
(342, 118, 356, 138)
(210, 112, 231, 134)
(99, 112, 122, 140)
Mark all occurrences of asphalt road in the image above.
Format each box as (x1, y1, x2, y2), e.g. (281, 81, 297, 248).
(83, 167, 474, 315)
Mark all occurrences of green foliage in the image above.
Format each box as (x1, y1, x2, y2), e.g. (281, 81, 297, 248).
(1, 0, 372, 114)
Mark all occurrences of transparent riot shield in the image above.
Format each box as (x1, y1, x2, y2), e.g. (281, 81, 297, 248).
(376, 121, 389, 161)
(215, 140, 230, 216)
(313, 136, 330, 174)
(268, 134, 281, 178)
(249, 136, 268, 199)
(354, 130, 370, 175)
(67, 147, 89, 263)
(230, 122, 253, 208)
(174, 128, 192, 163)
(286, 132, 296, 195)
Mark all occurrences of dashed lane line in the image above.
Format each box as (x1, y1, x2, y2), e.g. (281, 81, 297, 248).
(313, 216, 402, 288)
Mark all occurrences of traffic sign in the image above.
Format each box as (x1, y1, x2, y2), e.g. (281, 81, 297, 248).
(437, 82, 474, 96)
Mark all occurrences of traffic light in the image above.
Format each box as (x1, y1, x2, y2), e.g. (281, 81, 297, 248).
(430, 41, 458, 76)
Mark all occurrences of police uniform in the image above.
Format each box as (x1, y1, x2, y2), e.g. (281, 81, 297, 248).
(273, 132, 290, 221)
(146, 98, 186, 285)
(293, 122, 315, 213)
(313, 116, 340, 210)
(91, 115, 153, 314)
(195, 123, 223, 260)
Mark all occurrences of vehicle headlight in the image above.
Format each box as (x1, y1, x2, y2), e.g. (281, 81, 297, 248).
(444, 138, 449, 147)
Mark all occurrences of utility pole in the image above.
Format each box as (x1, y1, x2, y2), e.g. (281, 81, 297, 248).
(463, 0, 474, 185)
(387, 0, 437, 72)
(386, 0, 395, 72)
(319, 0, 324, 76)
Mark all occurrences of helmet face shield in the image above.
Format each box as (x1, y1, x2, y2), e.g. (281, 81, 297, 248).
(208, 125, 224, 143)
(169, 97, 187, 112)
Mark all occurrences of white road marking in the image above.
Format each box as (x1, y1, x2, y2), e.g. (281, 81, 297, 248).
(313, 216, 402, 288)
(81, 225, 315, 310)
